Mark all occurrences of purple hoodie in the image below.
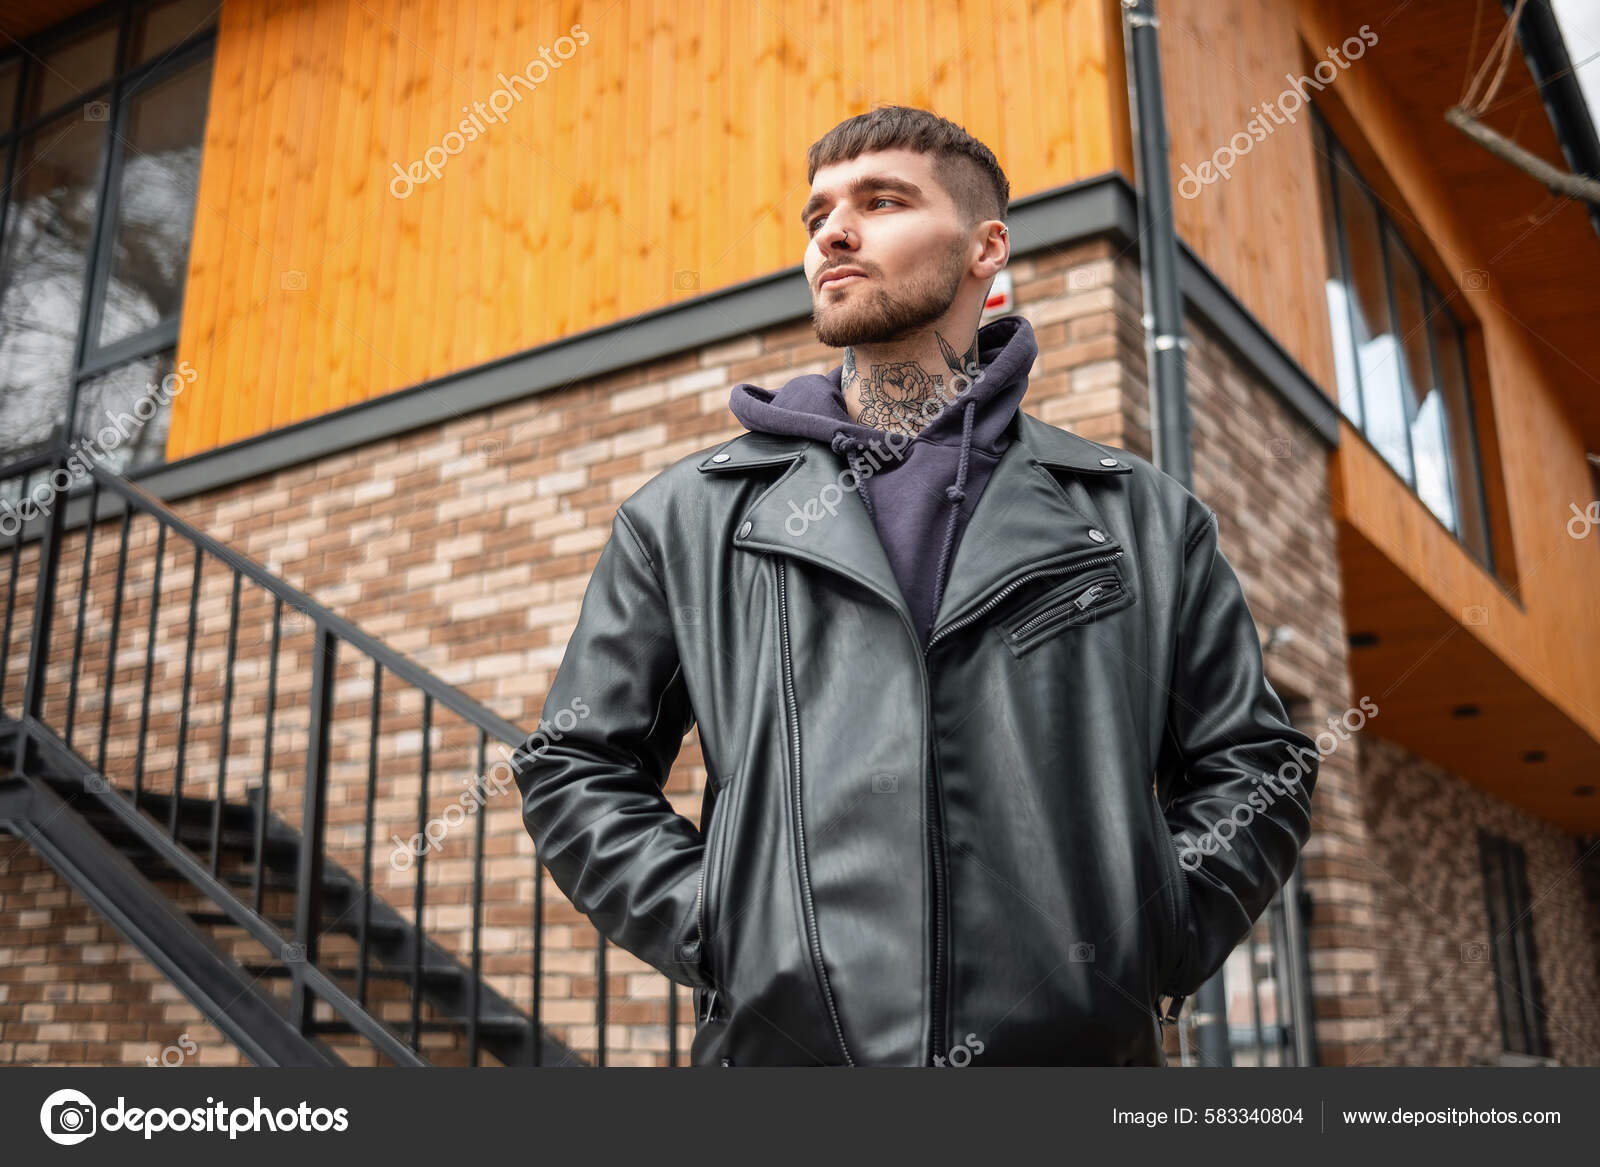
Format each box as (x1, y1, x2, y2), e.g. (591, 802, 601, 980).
(727, 314, 1038, 646)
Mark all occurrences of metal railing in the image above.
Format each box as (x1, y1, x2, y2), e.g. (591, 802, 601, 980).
(0, 430, 690, 1066)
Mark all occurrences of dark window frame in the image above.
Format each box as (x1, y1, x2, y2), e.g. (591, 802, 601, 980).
(1477, 831, 1551, 1059)
(1311, 106, 1498, 578)
(0, 0, 216, 467)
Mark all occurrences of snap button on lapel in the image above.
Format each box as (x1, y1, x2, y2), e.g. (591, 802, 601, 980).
(1087, 528, 1107, 542)
(737, 520, 752, 538)
(711, 452, 730, 462)
(1099, 457, 1120, 467)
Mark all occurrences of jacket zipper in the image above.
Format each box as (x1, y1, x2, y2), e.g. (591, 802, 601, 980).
(777, 561, 855, 1066)
(694, 822, 717, 1022)
(1009, 572, 1121, 641)
(695, 860, 707, 958)
(920, 548, 1124, 1063)
(917, 679, 950, 1066)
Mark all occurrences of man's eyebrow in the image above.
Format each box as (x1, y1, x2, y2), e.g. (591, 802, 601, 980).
(799, 175, 925, 227)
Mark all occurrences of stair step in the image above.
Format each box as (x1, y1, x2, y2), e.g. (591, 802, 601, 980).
(217, 870, 361, 899)
(98, 823, 300, 863)
(307, 1014, 526, 1036)
(239, 961, 465, 986)
(41, 776, 263, 831)
(129, 855, 357, 900)
(187, 910, 407, 941)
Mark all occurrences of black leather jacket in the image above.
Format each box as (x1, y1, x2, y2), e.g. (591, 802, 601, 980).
(514, 409, 1318, 1066)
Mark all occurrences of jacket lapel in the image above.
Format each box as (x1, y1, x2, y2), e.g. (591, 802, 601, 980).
(698, 412, 1134, 641)
(700, 431, 911, 627)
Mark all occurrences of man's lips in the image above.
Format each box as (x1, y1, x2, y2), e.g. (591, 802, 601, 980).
(819, 271, 867, 289)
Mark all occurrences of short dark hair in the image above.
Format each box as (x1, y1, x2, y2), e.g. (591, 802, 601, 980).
(805, 105, 1010, 231)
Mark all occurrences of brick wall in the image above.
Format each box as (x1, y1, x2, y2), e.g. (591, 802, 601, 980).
(1360, 735, 1600, 1065)
(0, 845, 240, 1067)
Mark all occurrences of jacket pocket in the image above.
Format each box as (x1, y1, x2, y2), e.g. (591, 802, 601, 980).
(1149, 784, 1191, 994)
(1001, 556, 1135, 657)
(692, 774, 736, 1002)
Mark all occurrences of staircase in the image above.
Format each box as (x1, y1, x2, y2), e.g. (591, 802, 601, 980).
(0, 432, 695, 1066)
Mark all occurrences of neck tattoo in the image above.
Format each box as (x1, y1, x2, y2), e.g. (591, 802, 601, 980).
(843, 332, 981, 439)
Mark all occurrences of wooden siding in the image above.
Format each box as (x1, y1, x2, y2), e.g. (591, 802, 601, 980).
(166, 0, 1124, 456)
(1154, 0, 1600, 822)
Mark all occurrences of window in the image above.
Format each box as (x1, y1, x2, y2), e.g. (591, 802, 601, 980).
(1477, 832, 1550, 1059)
(1313, 110, 1495, 574)
(0, 0, 216, 476)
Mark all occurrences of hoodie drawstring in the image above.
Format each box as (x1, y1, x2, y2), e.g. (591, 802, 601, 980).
(832, 395, 977, 632)
(931, 399, 976, 622)
(831, 431, 878, 521)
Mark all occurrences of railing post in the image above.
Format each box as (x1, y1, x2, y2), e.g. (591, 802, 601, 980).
(21, 429, 73, 745)
(290, 623, 335, 1031)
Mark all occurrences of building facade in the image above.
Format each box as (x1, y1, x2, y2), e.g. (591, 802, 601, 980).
(1, 0, 1597, 1067)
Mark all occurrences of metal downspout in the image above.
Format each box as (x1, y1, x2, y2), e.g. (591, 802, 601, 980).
(1119, 0, 1231, 1068)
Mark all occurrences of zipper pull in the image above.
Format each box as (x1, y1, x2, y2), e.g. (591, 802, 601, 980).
(1074, 582, 1107, 610)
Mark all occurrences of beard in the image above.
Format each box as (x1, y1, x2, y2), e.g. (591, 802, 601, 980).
(810, 239, 968, 347)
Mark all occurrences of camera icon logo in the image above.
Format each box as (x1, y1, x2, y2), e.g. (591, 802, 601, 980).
(40, 1088, 97, 1145)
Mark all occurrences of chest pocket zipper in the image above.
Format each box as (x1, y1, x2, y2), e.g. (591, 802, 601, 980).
(1002, 563, 1133, 656)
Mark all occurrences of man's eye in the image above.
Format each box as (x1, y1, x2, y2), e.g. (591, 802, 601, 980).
(806, 197, 900, 235)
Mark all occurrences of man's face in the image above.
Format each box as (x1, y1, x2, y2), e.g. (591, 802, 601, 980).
(801, 148, 972, 347)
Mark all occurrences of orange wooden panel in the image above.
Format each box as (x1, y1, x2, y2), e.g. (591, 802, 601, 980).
(169, 0, 1122, 457)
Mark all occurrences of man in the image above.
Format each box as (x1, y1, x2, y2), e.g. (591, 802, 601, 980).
(513, 106, 1318, 1067)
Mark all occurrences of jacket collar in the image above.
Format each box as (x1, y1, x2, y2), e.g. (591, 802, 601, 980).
(698, 412, 1134, 639)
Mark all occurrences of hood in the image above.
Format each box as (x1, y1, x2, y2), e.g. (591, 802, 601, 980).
(726, 313, 1037, 458)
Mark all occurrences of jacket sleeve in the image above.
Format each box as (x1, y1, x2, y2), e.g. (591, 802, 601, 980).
(1154, 498, 1318, 1004)
(510, 505, 712, 991)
